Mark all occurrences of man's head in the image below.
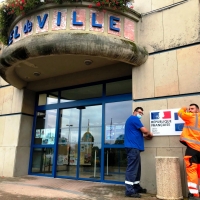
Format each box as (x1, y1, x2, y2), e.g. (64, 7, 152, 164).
(133, 107, 144, 119)
(189, 103, 199, 113)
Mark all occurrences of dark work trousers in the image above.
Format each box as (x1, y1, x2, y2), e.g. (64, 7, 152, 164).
(125, 148, 141, 195)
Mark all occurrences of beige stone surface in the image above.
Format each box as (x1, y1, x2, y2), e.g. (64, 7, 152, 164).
(156, 147, 183, 159)
(133, 0, 152, 14)
(156, 147, 186, 197)
(152, 0, 173, 10)
(169, 135, 184, 147)
(2, 115, 21, 147)
(22, 89, 36, 115)
(133, 99, 167, 131)
(2, 86, 14, 114)
(155, 157, 183, 199)
(177, 45, 200, 94)
(2, 147, 16, 177)
(173, 0, 184, 3)
(163, 0, 199, 49)
(0, 147, 5, 176)
(182, 156, 188, 197)
(0, 77, 9, 86)
(139, 12, 164, 53)
(132, 56, 154, 99)
(141, 148, 157, 194)
(154, 51, 179, 97)
(11, 87, 23, 113)
(14, 147, 30, 176)
(0, 117, 5, 146)
(144, 136, 170, 148)
(0, 87, 4, 114)
(18, 115, 33, 147)
(167, 95, 200, 109)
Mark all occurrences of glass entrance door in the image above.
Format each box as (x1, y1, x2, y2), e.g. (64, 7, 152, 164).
(56, 108, 79, 177)
(79, 105, 102, 179)
(56, 105, 102, 179)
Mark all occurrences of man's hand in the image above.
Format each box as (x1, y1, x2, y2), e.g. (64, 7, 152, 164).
(144, 132, 153, 140)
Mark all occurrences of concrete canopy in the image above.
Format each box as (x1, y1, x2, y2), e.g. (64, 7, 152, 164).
(0, 4, 148, 91)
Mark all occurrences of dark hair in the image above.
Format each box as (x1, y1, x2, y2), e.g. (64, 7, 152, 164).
(134, 107, 143, 112)
(190, 103, 199, 109)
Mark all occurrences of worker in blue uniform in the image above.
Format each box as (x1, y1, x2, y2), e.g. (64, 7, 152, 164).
(124, 107, 153, 198)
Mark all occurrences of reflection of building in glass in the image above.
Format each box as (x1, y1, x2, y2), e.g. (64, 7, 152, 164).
(80, 120, 94, 165)
(105, 119, 125, 145)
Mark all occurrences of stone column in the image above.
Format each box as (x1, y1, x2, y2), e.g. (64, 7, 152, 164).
(155, 156, 183, 200)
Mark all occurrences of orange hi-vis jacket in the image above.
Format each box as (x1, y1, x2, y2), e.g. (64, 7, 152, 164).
(178, 107, 200, 152)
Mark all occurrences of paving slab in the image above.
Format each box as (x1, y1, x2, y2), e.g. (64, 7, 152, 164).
(0, 176, 185, 200)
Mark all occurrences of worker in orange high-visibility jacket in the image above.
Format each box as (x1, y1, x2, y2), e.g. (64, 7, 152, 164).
(178, 103, 200, 200)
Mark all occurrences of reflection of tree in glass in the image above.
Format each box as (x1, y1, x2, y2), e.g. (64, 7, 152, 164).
(91, 146, 100, 167)
(114, 134, 124, 144)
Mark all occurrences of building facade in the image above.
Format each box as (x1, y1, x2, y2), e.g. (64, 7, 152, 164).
(0, 0, 200, 196)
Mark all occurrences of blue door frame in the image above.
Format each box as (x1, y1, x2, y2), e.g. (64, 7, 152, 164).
(28, 78, 132, 184)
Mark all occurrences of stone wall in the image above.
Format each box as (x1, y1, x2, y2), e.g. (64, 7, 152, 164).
(137, 0, 200, 53)
(133, 0, 200, 196)
(0, 77, 35, 176)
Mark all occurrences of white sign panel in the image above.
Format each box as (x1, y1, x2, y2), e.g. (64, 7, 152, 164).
(150, 108, 185, 136)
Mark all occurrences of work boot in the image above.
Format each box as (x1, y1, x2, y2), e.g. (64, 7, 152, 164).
(133, 184, 147, 194)
(125, 193, 141, 198)
(188, 192, 200, 200)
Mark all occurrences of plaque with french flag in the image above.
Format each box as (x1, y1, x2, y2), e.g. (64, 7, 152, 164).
(150, 108, 185, 136)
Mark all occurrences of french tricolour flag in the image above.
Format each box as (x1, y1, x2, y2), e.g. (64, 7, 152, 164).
(162, 111, 171, 119)
(151, 112, 160, 119)
(151, 111, 171, 119)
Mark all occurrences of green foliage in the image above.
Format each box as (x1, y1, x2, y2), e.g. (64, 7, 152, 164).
(54, 0, 63, 4)
(23, 0, 42, 13)
(0, 4, 14, 44)
(92, 0, 128, 11)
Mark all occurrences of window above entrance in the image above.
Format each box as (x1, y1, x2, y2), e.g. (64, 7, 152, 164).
(60, 84, 102, 102)
(37, 78, 132, 106)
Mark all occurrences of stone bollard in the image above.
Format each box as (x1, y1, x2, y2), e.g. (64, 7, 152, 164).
(155, 156, 183, 200)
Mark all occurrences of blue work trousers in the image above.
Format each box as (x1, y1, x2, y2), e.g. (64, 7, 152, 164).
(125, 148, 141, 195)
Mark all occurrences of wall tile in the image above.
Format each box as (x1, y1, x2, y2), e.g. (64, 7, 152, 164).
(0, 77, 9, 86)
(169, 136, 184, 147)
(0, 117, 5, 146)
(139, 12, 164, 53)
(3, 147, 16, 177)
(167, 95, 200, 109)
(14, 147, 30, 176)
(154, 51, 179, 97)
(132, 56, 154, 99)
(2, 86, 14, 115)
(0, 147, 5, 176)
(152, 0, 173, 10)
(0, 87, 4, 115)
(173, 0, 184, 2)
(163, 0, 199, 49)
(12, 88, 23, 113)
(18, 115, 33, 147)
(144, 136, 170, 148)
(177, 45, 200, 94)
(133, 0, 152, 14)
(22, 89, 36, 115)
(3, 115, 21, 147)
(141, 148, 157, 193)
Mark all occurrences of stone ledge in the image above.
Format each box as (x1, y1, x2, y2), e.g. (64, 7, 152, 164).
(0, 32, 148, 89)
